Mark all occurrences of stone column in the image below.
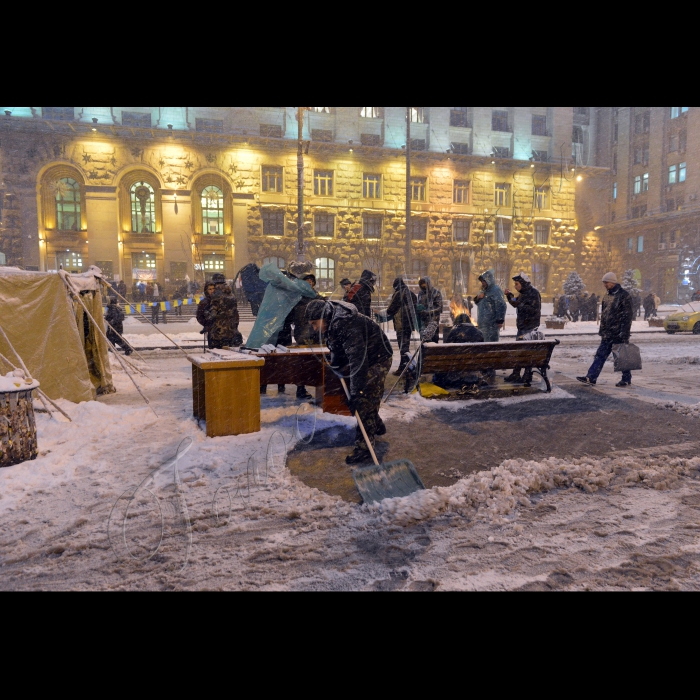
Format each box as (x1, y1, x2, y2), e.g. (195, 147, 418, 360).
(84, 186, 119, 278)
(161, 189, 193, 281)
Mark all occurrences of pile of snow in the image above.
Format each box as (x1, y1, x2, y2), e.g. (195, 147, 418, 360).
(371, 454, 700, 527)
(0, 370, 39, 392)
(667, 356, 700, 365)
(657, 401, 700, 419)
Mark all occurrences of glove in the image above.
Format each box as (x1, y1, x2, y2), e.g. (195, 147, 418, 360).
(375, 311, 388, 323)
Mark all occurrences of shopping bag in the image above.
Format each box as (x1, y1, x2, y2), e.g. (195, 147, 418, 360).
(612, 343, 642, 372)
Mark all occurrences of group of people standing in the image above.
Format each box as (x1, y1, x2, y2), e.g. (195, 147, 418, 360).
(554, 293, 600, 322)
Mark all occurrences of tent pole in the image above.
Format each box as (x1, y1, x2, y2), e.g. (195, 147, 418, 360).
(102, 318, 150, 366)
(67, 289, 158, 418)
(102, 283, 192, 357)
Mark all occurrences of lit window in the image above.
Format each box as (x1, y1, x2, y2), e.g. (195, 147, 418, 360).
(132, 252, 156, 269)
(627, 237, 635, 251)
(262, 166, 283, 193)
(202, 186, 224, 235)
(679, 162, 687, 182)
(453, 219, 470, 242)
(671, 107, 689, 118)
(410, 107, 426, 123)
(494, 183, 510, 207)
(363, 214, 382, 239)
(536, 186, 549, 209)
(363, 174, 381, 199)
(534, 222, 550, 245)
(315, 257, 335, 291)
(314, 213, 335, 237)
(57, 251, 83, 272)
(634, 175, 641, 194)
(453, 180, 470, 204)
(55, 178, 81, 232)
(314, 170, 334, 196)
(313, 107, 331, 114)
(130, 181, 155, 233)
(613, 182, 618, 200)
(360, 107, 382, 118)
(410, 177, 426, 202)
(637, 236, 644, 253)
(642, 173, 649, 192)
(203, 254, 225, 271)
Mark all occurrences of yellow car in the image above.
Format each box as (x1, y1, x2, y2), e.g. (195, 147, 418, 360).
(664, 302, 700, 334)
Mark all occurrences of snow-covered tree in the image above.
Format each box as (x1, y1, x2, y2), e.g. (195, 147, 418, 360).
(621, 269, 640, 294)
(563, 271, 586, 296)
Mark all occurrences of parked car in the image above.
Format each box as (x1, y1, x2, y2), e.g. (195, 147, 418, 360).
(664, 302, 700, 334)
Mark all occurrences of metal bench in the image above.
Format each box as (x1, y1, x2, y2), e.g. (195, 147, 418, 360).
(419, 339, 560, 392)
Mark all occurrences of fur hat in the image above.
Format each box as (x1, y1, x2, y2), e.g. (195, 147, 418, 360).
(602, 272, 618, 284)
(288, 260, 315, 278)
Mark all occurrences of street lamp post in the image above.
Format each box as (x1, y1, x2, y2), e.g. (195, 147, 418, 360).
(405, 107, 412, 274)
(296, 107, 311, 261)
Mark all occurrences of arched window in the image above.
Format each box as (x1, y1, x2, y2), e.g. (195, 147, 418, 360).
(202, 186, 224, 235)
(55, 178, 81, 231)
(315, 257, 335, 291)
(130, 181, 156, 233)
(263, 256, 285, 269)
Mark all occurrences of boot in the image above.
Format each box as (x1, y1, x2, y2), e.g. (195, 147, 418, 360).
(296, 386, 313, 401)
(522, 371, 533, 388)
(277, 385, 286, 394)
(346, 447, 372, 465)
(504, 371, 522, 383)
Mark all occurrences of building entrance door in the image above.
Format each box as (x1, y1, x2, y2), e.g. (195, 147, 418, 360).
(658, 266, 677, 302)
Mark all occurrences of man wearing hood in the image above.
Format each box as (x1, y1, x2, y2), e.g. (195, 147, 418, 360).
(417, 277, 443, 343)
(433, 314, 484, 390)
(305, 299, 393, 465)
(504, 272, 542, 387)
(577, 272, 634, 387)
(382, 277, 418, 376)
(346, 269, 376, 317)
(474, 269, 507, 343)
(207, 273, 242, 349)
(196, 282, 216, 345)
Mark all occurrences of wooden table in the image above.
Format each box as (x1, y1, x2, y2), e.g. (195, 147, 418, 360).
(188, 351, 265, 437)
(254, 346, 350, 416)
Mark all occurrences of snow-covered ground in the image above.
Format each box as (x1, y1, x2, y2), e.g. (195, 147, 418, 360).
(1, 330, 699, 590)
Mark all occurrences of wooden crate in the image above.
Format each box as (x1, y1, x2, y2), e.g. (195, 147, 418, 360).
(545, 321, 567, 330)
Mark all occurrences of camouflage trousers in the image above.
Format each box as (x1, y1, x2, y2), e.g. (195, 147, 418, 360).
(354, 357, 392, 450)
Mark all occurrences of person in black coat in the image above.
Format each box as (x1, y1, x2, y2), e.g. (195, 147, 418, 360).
(417, 276, 443, 343)
(382, 277, 418, 376)
(433, 314, 484, 390)
(105, 297, 133, 356)
(346, 270, 376, 317)
(578, 272, 634, 387)
(306, 299, 393, 465)
(504, 272, 542, 386)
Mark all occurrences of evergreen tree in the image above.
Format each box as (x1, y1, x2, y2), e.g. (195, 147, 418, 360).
(621, 269, 640, 294)
(563, 271, 586, 296)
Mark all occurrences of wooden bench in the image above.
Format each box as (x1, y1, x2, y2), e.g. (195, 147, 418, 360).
(253, 346, 351, 416)
(419, 340, 560, 392)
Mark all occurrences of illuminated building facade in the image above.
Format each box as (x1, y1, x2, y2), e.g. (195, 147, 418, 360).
(582, 107, 700, 302)
(0, 107, 601, 296)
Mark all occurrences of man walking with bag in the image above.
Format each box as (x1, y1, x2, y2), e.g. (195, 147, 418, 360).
(577, 272, 634, 388)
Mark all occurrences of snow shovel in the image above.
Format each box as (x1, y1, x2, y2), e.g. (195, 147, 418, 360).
(339, 377, 425, 504)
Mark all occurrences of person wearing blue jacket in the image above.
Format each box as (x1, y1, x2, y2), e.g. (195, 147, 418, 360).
(473, 269, 507, 343)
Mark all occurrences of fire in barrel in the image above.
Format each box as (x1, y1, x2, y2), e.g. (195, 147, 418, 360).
(0, 370, 39, 468)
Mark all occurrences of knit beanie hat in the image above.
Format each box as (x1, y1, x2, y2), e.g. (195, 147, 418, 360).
(602, 272, 618, 284)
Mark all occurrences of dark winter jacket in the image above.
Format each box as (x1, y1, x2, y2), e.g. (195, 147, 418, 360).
(292, 290, 324, 345)
(446, 315, 484, 344)
(209, 283, 241, 346)
(196, 287, 215, 333)
(385, 277, 417, 333)
(238, 263, 268, 316)
(474, 269, 507, 329)
(417, 277, 443, 328)
(315, 300, 392, 398)
(506, 281, 542, 336)
(600, 284, 633, 343)
(557, 296, 568, 317)
(105, 303, 125, 334)
(346, 269, 376, 317)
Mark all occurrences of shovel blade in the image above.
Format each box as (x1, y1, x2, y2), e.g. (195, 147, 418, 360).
(352, 460, 425, 504)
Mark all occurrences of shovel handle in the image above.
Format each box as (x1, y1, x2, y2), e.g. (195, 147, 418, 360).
(339, 377, 380, 467)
